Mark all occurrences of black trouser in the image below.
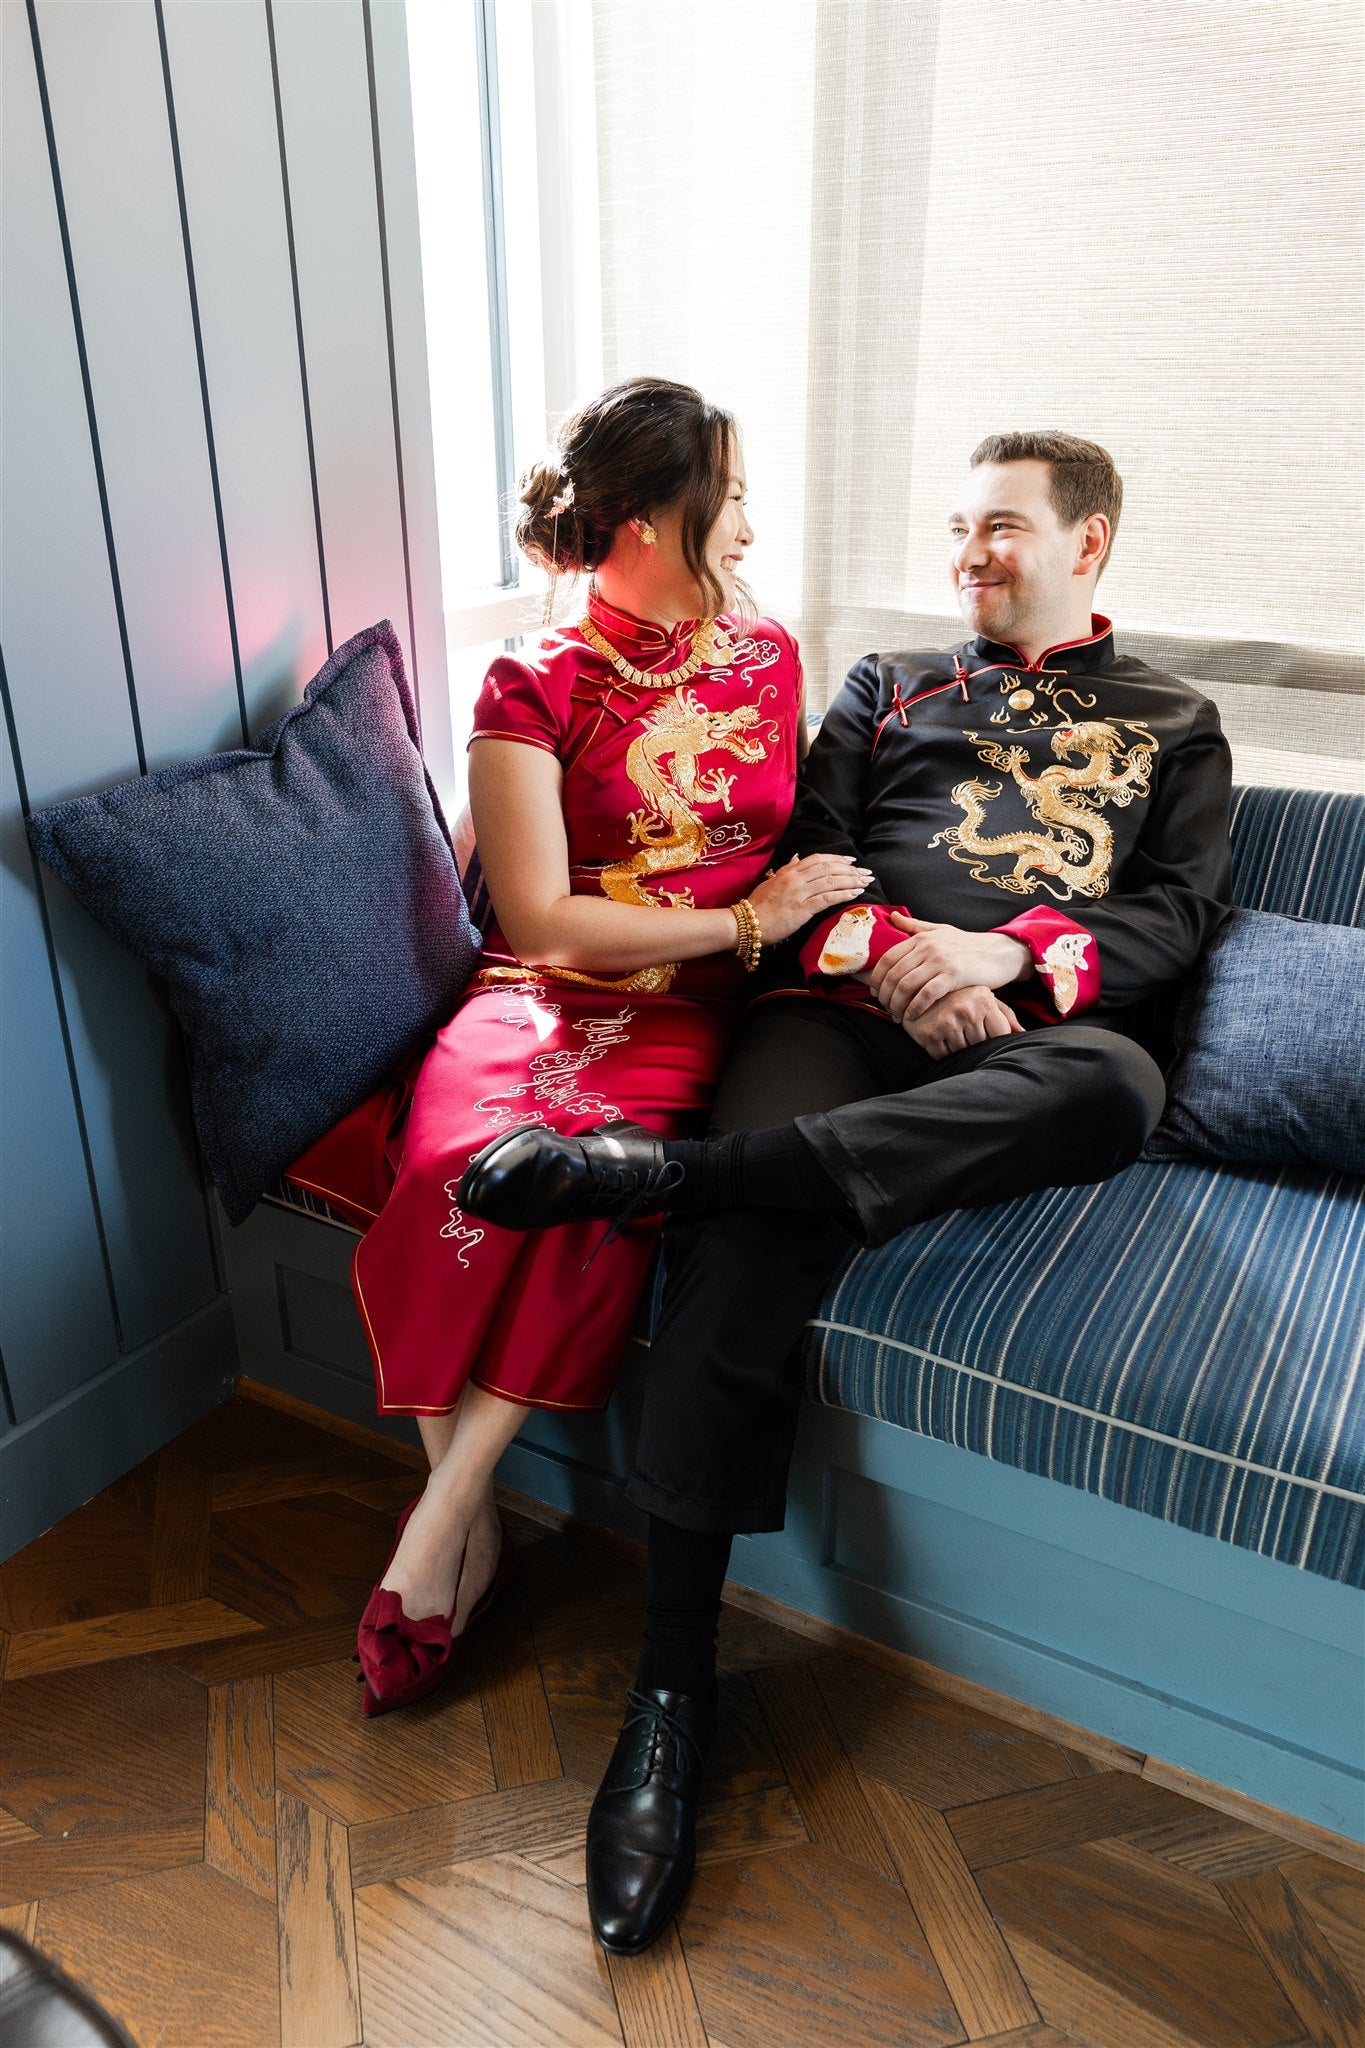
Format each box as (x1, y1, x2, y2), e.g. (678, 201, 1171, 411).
(625, 997, 1164, 1534)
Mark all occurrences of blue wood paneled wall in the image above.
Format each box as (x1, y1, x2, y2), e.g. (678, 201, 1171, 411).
(0, 0, 451, 1551)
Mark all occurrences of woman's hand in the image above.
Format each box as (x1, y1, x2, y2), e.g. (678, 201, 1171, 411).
(747, 853, 873, 945)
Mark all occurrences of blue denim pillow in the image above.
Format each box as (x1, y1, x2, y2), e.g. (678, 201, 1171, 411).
(27, 622, 478, 1222)
(1145, 907, 1365, 1176)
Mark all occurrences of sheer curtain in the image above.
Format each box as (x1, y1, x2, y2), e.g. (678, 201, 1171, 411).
(589, 0, 1363, 787)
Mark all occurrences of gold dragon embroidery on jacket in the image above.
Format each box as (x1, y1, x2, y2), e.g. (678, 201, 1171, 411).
(600, 683, 776, 909)
(930, 719, 1157, 900)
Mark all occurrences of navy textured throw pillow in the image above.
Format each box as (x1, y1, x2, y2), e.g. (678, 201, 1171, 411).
(27, 622, 478, 1223)
(1145, 907, 1365, 1176)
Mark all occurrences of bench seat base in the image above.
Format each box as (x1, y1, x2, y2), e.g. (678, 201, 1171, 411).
(224, 1195, 1364, 1841)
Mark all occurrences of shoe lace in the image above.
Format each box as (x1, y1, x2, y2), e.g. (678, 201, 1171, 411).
(620, 1685, 709, 1780)
(580, 1158, 685, 1271)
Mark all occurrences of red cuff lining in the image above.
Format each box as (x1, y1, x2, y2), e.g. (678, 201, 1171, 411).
(994, 908, 1100, 1018)
(799, 903, 907, 982)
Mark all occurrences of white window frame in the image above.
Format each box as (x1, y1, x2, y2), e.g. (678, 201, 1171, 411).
(411, 0, 602, 663)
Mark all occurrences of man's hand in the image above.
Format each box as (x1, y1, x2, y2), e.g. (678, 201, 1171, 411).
(868, 912, 1031, 1024)
(905, 984, 1025, 1058)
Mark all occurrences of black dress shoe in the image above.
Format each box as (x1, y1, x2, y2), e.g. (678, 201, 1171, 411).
(456, 1122, 682, 1232)
(585, 1684, 717, 1954)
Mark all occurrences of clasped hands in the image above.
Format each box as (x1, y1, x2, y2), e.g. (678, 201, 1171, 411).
(866, 913, 1032, 1057)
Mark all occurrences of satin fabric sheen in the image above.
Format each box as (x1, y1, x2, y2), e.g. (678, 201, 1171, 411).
(290, 596, 802, 1412)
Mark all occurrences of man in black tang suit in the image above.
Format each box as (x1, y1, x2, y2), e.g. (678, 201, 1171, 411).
(460, 431, 1234, 1953)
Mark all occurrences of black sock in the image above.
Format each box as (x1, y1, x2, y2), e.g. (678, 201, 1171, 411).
(661, 1126, 841, 1215)
(635, 1515, 734, 1703)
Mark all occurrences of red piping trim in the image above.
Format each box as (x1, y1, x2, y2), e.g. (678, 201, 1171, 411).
(977, 614, 1113, 674)
(871, 675, 969, 757)
(467, 728, 560, 755)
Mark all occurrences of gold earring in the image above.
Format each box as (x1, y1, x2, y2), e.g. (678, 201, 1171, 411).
(639, 523, 657, 546)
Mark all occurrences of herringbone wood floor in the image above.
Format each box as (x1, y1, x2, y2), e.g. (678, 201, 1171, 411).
(1, 1391, 1360, 2048)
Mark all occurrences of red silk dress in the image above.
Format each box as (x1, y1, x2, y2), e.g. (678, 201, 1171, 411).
(329, 595, 801, 1414)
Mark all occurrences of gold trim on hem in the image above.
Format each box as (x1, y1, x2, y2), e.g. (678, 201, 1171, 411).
(469, 1375, 612, 1414)
(373, 1400, 460, 1417)
(351, 1242, 397, 1413)
(475, 961, 678, 995)
(373, 1403, 460, 1417)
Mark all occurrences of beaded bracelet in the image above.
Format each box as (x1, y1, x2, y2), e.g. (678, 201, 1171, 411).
(731, 897, 763, 973)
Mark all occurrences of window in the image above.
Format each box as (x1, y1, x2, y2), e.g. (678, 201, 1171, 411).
(588, 0, 1363, 788)
(407, 0, 602, 803)
(410, 0, 1363, 793)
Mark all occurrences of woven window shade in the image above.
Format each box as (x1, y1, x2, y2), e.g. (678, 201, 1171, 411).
(590, 0, 1363, 787)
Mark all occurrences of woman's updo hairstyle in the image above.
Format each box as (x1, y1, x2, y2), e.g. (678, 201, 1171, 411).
(516, 376, 741, 618)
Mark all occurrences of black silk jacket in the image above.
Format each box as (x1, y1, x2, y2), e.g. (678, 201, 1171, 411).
(772, 619, 1234, 1029)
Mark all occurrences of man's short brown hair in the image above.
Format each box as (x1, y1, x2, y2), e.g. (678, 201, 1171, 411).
(970, 431, 1123, 574)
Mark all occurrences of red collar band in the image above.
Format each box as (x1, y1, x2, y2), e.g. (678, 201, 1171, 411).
(584, 588, 700, 659)
(973, 615, 1113, 674)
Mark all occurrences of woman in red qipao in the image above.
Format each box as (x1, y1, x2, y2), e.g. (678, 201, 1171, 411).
(336, 379, 867, 1713)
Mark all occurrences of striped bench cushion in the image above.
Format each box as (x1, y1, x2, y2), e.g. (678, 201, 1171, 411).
(1229, 784, 1365, 926)
(802, 1158, 1365, 1587)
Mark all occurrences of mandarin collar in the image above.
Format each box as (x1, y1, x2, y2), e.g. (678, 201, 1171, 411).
(584, 587, 700, 661)
(969, 614, 1114, 676)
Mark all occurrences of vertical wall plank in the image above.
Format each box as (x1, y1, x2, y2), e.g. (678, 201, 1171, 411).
(366, 0, 456, 808)
(27, 0, 231, 1343)
(0, 2, 142, 808)
(0, 7, 120, 1415)
(13, 0, 223, 1350)
(33, 0, 240, 768)
(0, 688, 120, 1420)
(160, 0, 330, 732)
(270, 0, 412, 656)
(1, 0, 215, 1388)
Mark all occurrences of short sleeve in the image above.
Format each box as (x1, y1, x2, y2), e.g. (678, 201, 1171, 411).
(744, 615, 804, 710)
(468, 653, 568, 759)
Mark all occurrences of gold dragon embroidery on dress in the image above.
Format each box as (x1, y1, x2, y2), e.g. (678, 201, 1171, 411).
(481, 666, 781, 998)
(930, 719, 1157, 900)
(600, 684, 775, 908)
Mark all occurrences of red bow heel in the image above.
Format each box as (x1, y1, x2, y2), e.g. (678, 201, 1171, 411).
(352, 1493, 423, 1683)
(356, 1513, 517, 1717)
